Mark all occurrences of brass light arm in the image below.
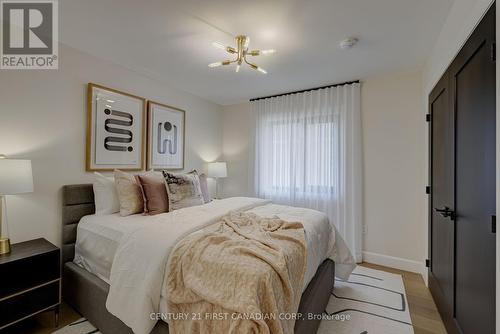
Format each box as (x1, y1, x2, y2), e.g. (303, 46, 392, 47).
(244, 57, 267, 73)
(247, 50, 261, 56)
(226, 46, 237, 54)
(244, 58, 258, 69)
(222, 59, 238, 65)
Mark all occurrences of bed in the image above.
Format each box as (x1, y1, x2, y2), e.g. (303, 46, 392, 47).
(61, 184, 353, 334)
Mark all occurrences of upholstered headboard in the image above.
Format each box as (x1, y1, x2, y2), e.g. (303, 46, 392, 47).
(62, 184, 95, 264)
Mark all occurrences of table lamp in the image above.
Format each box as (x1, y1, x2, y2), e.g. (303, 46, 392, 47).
(0, 156, 34, 254)
(207, 162, 227, 199)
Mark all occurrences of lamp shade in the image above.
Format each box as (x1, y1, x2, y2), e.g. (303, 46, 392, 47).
(0, 159, 34, 195)
(207, 162, 227, 178)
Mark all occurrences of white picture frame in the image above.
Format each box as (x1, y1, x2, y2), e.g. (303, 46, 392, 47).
(147, 101, 185, 170)
(86, 83, 146, 171)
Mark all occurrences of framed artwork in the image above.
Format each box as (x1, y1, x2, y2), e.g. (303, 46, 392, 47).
(86, 83, 146, 171)
(147, 101, 185, 170)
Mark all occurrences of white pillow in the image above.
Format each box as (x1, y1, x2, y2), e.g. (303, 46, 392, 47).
(92, 172, 120, 215)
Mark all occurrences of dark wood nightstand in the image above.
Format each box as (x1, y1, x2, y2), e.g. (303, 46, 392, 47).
(0, 238, 60, 331)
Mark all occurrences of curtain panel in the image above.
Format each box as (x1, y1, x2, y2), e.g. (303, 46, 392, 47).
(251, 83, 362, 262)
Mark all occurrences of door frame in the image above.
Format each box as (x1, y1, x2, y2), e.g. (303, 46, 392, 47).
(428, 70, 457, 334)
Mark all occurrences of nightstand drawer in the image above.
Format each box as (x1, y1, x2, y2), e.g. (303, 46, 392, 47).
(0, 280, 60, 328)
(0, 250, 60, 299)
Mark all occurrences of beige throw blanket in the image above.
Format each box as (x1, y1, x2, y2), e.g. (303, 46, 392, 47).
(166, 211, 307, 334)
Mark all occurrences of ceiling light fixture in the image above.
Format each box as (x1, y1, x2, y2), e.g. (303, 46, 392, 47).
(209, 35, 275, 74)
(340, 37, 358, 50)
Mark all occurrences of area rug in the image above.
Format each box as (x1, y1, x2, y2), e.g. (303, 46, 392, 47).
(52, 318, 100, 334)
(318, 266, 414, 334)
(54, 266, 413, 334)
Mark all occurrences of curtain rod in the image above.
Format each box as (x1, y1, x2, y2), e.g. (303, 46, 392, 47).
(249, 80, 360, 102)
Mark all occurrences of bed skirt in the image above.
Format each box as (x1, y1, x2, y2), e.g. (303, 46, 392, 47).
(62, 259, 334, 334)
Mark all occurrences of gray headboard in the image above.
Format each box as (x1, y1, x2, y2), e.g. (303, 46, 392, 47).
(62, 184, 95, 264)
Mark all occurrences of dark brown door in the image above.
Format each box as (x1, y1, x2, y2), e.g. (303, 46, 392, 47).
(429, 71, 455, 331)
(429, 4, 496, 334)
(451, 5, 496, 334)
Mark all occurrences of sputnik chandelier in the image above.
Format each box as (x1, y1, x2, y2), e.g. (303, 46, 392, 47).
(208, 35, 275, 74)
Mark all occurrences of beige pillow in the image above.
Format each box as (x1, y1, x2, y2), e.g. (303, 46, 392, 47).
(162, 171, 204, 211)
(114, 170, 144, 216)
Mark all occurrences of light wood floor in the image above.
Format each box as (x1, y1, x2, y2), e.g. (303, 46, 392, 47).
(3, 263, 447, 334)
(361, 263, 447, 334)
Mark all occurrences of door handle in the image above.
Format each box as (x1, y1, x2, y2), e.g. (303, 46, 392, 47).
(434, 207, 455, 220)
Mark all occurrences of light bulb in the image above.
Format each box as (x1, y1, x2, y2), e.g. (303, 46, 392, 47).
(212, 42, 226, 50)
(257, 67, 267, 74)
(235, 64, 240, 73)
(208, 62, 222, 68)
(261, 49, 276, 55)
(244, 37, 250, 49)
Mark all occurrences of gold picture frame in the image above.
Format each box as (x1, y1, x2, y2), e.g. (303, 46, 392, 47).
(86, 83, 146, 171)
(147, 100, 186, 170)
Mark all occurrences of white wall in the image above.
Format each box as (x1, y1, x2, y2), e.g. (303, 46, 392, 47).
(221, 103, 253, 198)
(361, 70, 426, 274)
(0, 43, 223, 247)
(221, 71, 427, 274)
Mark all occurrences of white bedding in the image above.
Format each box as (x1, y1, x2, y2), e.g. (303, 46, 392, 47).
(74, 213, 143, 283)
(75, 205, 330, 290)
(74, 197, 355, 334)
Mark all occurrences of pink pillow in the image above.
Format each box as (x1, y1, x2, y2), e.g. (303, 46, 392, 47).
(136, 173, 169, 215)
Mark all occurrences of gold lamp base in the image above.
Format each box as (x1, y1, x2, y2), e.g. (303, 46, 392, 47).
(0, 238, 11, 255)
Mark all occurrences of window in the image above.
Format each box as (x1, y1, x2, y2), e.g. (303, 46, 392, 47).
(266, 116, 338, 197)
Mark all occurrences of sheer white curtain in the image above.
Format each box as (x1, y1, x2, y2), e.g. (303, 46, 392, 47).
(252, 83, 362, 262)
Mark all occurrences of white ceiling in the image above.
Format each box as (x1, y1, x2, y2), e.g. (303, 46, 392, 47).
(60, 0, 454, 105)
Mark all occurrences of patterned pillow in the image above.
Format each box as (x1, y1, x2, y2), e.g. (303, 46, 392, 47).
(162, 171, 204, 211)
(114, 170, 144, 216)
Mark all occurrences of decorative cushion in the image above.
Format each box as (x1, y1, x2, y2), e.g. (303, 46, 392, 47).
(92, 172, 120, 215)
(162, 171, 204, 211)
(114, 170, 144, 216)
(136, 172, 169, 215)
(198, 173, 211, 203)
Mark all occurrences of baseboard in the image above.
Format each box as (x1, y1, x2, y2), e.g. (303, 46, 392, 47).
(362, 251, 426, 279)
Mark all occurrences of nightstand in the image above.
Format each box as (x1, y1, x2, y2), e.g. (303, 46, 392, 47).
(0, 238, 60, 330)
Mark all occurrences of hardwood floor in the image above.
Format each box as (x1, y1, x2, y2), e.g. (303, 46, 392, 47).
(0, 303, 80, 334)
(1, 263, 447, 334)
(360, 262, 448, 334)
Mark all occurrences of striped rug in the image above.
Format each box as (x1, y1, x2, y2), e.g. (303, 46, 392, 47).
(54, 267, 413, 334)
(318, 266, 414, 334)
(52, 318, 100, 334)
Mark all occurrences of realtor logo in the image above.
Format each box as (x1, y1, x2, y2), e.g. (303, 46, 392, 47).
(1, 0, 58, 69)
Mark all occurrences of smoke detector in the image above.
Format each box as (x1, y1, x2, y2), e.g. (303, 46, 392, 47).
(340, 38, 358, 50)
